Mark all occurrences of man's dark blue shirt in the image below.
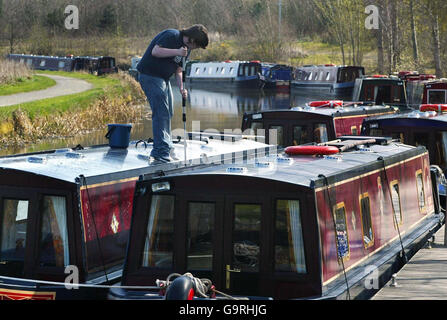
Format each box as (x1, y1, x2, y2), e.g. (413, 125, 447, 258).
(137, 29, 184, 80)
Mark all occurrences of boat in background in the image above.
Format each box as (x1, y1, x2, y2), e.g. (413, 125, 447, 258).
(109, 136, 443, 300)
(291, 64, 365, 98)
(351, 75, 409, 110)
(185, 60, 265, 90)
(241, 101, 396, 147)
(6, 53, 118, 76)
(261, 63, 293, 92)
(128, 56, 141, 80)
(0, 132, 273, 300)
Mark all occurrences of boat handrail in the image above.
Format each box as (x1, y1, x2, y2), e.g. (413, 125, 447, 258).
(0, 275, 159, 290)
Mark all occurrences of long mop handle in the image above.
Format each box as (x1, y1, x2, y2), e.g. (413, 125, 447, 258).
(182, 55, 187, 165)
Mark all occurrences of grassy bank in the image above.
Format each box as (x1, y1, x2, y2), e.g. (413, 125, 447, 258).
(0, 71, 147, 148)
(0, 75, 56, 96)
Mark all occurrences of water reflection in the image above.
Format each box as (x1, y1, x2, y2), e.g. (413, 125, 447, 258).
(0, 85, 343, 156)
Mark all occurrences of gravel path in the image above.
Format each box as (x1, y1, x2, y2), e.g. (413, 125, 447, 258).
(0, 74, 93, 107)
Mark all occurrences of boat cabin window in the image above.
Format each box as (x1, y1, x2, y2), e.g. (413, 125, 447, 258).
(26, 59, 32, 67)
(318, 71, 324, 81)
(275, 200, 306, 273)
(307, 72, 312, 81)
(314, 123, 328, 143)
(390, 181, 403, 227)
(141, 195, 175, 269)
(333, 203, 350, 261)
(38, 196, 69, 267)
(58, 61, 65, 69)
(351, 126, 358, 135)
(415, 170, 426, 214)
(428, 90, 446, 104)
(413, 132, 429, 148)
(293, 126, 308, 145)
(229, 67, 234, 75)
(0, 199, 29, 269)
(359, 194, 374, 248)
(369, 128, 383, 136)
(187, 202, 215, 271)
(325, 72, 331, 81)
(338, 69, 361, 83)
(269, 125, 284, 146)
(40, 60, 46, 67)
(195, 67, 200, 75)
(232, 204, 261, 272)
(391, 132, 404, 143)
(314, 72, 319, 81)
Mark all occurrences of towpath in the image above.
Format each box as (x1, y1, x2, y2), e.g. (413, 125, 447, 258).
(0, 74, 93, 107)
(372, 224, 447, 300)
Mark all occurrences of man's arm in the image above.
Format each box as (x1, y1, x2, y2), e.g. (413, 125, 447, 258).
(175, 66, 187, 99)
(152, 45, 187, 58)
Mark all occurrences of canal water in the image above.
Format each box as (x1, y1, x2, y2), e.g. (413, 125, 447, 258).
(0, 85, 327, 156)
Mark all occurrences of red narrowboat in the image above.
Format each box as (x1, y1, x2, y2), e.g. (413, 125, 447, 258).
(109, 136, 443, 300)
(241, 102, 396, 147)
(0, 136, 273, 300)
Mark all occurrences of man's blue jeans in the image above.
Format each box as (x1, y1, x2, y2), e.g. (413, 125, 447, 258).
(139, 73, 174, 160)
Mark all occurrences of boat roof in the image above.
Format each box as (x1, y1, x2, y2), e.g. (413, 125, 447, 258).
(0, 138, 273, 184)
(363, 110, 447, 125)
(247, 104, 394, 118)
(150, 137, 422, 190)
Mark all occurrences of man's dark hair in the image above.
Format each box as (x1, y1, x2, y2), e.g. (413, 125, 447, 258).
(181, 24, 209, 49)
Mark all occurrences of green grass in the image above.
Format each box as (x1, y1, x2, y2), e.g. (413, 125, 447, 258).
(0, 71, 122, 121)
(0, 75, 56, 96)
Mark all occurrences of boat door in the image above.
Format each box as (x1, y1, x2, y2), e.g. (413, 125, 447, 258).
(181, 193, 267, 296)
(221, 196, 266, 296)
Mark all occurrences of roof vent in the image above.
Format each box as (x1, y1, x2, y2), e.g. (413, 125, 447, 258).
(27, 156, 46, 164)
(226, 167, 248, 174)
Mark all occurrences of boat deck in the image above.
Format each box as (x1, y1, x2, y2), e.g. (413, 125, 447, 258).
(372, 223, 447, 300)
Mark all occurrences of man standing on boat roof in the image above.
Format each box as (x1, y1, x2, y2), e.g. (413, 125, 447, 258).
(137, 24, 209, 163)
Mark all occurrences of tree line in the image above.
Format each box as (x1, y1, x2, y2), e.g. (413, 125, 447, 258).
(0, 0, 445, 76)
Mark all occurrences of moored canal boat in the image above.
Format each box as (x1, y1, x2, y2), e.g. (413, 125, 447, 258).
(6, 54, 118, 76)
(241, 101, 396, 147)
(291, 65, 365, 98)
(0, 135, 273, 300)
(261, 63, 293, 92)
(186, 61, 265, 90)
(351, 75, 409, 110)
(108, 136, 443, 300)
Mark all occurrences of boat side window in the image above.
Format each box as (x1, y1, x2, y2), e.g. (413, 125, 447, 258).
(413, 132, 429, 148)
(333, 203, 350, 261)
(314, 123, 328, 144)
(359, 193, 374, 249)
(369, 128, 383, 136)
(435, 132, 447, 171)
(293, 125, 308, 145)
(325, 72, 331, 81)
(0, 199, 29, 265)
(232, 204, 261, 272)
(365, 85, 375, 101)
(245, 66, 249, 77)
(275, 200, 306, 273)
(307, 72, 312, 81)
(26, 59, 32, 66)
(195, 67, 200, 75)
(391, 132, 404, 143)
(229, 67, 234, 75)
(314, 72, 319, 80)
(269, 125, 284, 146)
(351, 126, 358, 135)
(221, 67, 226, 74)
(58, 61, 65, 69)
(40, 60, 46, 67)
(208, 67, 213, 75)
(187, 202, 215, 271)
(38, 196, 69, 267)
(393, 86, 402, 102)
(318, 71, 324, 81)
(390, 181, 403, 227)
(415, 170, 426, 214)
(428, 90, 447, 104)
(250, 66, 256, 76)
(141, 195, 175, 269)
